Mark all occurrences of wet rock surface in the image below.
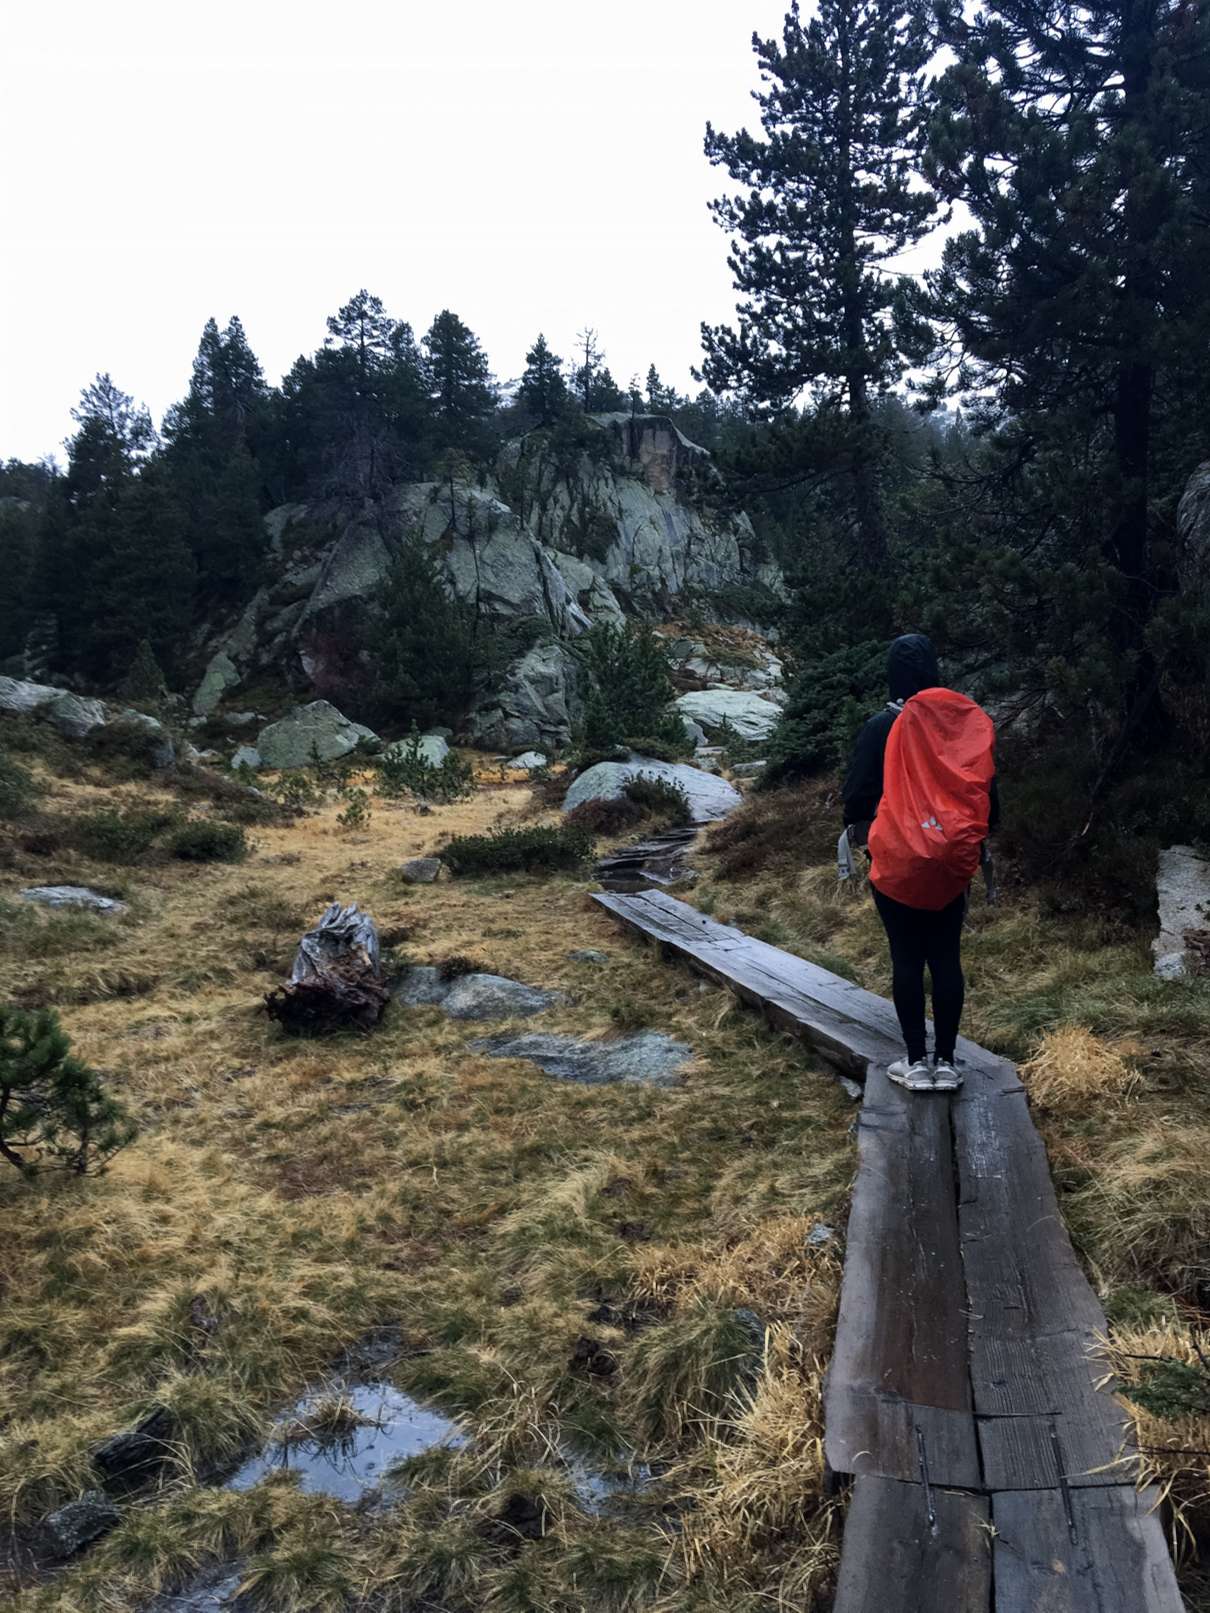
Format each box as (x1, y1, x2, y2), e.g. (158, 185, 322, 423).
(1154, 844, 1210, 978)
(673, 687, 783, 742)
(471, 1030, 691, 1087)
(396, 967, 565, 1019)
(19, 885, 127, 915)
(40, 1490, 120, 1557)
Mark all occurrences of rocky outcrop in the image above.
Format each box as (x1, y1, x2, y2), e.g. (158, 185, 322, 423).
(255, 701, 378, 770)
(1154, 845, 1210, 979)
(562, 757, 741, 822)
(0, 677, 175, 768)
(470, 641, 583, 753)
(19, 886, 128, 916)
(673, 688, 783, 742)
(1177, 462, 1210, 591)
(189, 416, 784, 730)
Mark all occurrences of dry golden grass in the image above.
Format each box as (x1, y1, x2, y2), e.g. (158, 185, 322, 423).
(1020, 1025, 1140, 1112)
(0, 754, 855, 1611)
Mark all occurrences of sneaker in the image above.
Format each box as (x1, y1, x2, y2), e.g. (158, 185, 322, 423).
(931, 1056, 963, 1092)
(887, 1057, 936, 1092)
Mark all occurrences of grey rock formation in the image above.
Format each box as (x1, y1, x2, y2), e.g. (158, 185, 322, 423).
(731, 760, 768, 778)
(1177, 461, 1210, 591)
(19, 886, 128, 916)
(381, 733, 450, 767)
(189, 416, 783, 716)
(562, 757, 741, 823)
(256, 701, 378, 769)
(511, 750, 548, 770)
(0, 677, 174, 765)
(1154, 844, 1210, 978)
(470, 641, 583, 752)
(230, 745, 262, 771)
(400, 857, 443, 885)
(41, 1490, 120, 1556)
(395, 967, 564, 1019)
(674, 688, 783, 742)
(471, 1030, 691, 1087)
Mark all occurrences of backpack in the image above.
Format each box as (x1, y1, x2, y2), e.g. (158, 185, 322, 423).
(868, 687, 995, 911)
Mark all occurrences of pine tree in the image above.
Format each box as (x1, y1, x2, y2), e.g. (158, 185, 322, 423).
(424, 310, 496, 453)
(924, 0, 1210, 705)
(320, 289, 402, 495)
(701, 0, 936, 564)
(0, 1004, 137, 1176)
(645, 364, 680, 413)
(518, 334, 569, 426)
(117, 637, 168, 707)
(162, 317, 269, 602)
(572, 329, 628, 412)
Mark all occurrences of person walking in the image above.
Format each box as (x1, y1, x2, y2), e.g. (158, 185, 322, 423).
(842, 634, 998, 1093)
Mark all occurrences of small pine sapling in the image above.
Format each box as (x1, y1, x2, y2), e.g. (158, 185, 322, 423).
(0, 1005, 137, 1175)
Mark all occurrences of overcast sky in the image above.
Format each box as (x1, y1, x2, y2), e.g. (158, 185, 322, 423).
(2, 0, 939, 465)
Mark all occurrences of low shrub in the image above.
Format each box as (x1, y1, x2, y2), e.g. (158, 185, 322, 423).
(442, 823, 594, 877)
(623, 774, 691, 826)
(335, 788, 372, 832)
(377, 733, 476, 803)
(166, 820, 249, 863)
(565, 796, 646, 836)
(70, 806, 177, 863)
(0, 751, 38, 820)
(84, 716, 170, 775)
(0, 1003, 137, 1175)
(707, 783, 832, 879)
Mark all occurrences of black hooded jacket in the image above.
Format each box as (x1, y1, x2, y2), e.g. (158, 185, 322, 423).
(842, 634, 1000, 834)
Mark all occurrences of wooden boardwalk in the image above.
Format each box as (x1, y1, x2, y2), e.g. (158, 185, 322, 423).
(593, 888, 1185, 1613)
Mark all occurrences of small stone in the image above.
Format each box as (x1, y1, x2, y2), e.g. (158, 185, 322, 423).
(838, 1075, 864, 1102)
(19, 886, 127, 916)
(42, 1490, 120, 1556)
(568, 948, 609, 965)
(400, 857, 442, 885)
(511, 750, 548, 771)
(806, 1223, 836, 1248)
(93, 1406, 174, 1487)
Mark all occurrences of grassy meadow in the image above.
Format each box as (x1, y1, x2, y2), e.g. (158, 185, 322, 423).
(0, 747, 853, 1612)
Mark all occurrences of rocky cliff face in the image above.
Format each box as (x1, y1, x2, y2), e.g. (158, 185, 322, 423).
(191, 414, 783, 750)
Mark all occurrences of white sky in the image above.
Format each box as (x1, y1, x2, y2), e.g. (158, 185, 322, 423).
(2, 0, 942, 465)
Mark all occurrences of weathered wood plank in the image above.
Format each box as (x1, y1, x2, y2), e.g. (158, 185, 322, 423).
(833, 1477, 990, 1613)
(993, 1486, 1184, 1612)
(825, 1063, 981, 1487)
(954, 1090, 1133, 1487)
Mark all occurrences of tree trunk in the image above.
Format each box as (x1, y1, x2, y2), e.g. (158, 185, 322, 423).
(265, 902, 389, 1034)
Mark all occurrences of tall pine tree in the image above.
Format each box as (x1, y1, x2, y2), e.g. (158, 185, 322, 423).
(424, 310, 496, 455)
(925, 0, 1210, 721)
(701, 0, 936, 565)
(518, 334, 569, 426)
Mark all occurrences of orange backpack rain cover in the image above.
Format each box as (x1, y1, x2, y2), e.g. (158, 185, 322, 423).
(868, 687, 995, 911)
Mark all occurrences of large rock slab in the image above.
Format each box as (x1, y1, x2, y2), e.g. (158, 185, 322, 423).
(472, 1030, 691, 1087)
(256, 701, 378, 769)
(562, 757, 741, 823)
(19, 886, 128, 916)
(673, 688, 783, 742)
(395, 967, 565, 1019)
(1154, 845, 1210, 978)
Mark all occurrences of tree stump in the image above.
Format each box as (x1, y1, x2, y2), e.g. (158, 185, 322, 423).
(264, 902, 389, 1033)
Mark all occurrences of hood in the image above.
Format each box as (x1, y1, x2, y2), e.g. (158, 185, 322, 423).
(887, 633, 939, 701)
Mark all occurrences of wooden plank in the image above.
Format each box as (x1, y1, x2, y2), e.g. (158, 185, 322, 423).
(594, 891, 1023, 1098)
(954, 1090, 1132, 1487)
(993, 1486, 1184, 1612)
(833, 1476, 990, 1613)
(825, 1064, 981, 1487)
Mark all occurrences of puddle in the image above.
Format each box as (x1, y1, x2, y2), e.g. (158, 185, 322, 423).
(227, 1382, 463, 1502)
(564, 1450, 653, 1512)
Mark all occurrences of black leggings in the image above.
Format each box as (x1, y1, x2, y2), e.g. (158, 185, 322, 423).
(872, 886, 966, 1063)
